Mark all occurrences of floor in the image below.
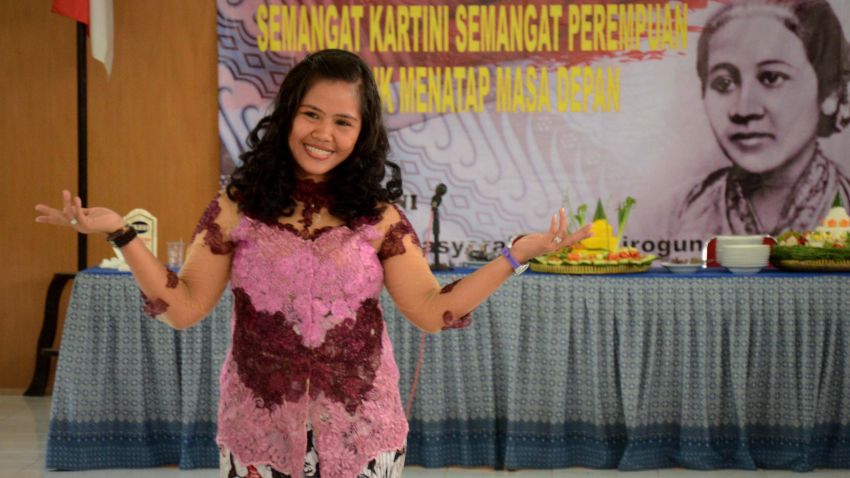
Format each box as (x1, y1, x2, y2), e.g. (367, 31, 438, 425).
(1, 395, 848, 478)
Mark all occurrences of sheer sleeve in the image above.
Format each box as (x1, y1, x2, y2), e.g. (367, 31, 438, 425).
(137, 191, 238, 329)
(378, 204, 475, 333)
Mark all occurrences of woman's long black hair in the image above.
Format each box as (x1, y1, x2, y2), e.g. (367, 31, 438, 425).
(226, 49, 403, 223)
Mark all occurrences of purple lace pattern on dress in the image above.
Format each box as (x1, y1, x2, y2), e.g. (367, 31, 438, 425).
(142, 296, 169, 317)
(271, 180, 389, 241)
(439, 279, 472, 329)
(293, 179, 332, 233)
(165, 269, 179, 288)
(346, 212, 382, 231)
(192, 195, 234, 255)
(273, 222, 336, 241)
(309, 298, 384, 414)
(232, 288, 384, 415)
(256, 179, 338, 241)
(141, 269, 179, 317)
(378, 205, 422, 261)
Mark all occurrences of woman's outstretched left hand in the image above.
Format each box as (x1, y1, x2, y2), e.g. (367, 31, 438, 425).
(34, 190, 124, 235)
(509, 208, 593, 263)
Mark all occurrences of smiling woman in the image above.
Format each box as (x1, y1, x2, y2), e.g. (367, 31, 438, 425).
(34, 48, 592, 478)
(673, 0, 850, 237)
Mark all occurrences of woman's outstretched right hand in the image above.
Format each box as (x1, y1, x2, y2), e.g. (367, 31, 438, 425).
(35, 190, 124, 235)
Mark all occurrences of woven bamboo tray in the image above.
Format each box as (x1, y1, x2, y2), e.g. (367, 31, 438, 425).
(530, 262, 651, 275)
(772, 259, 850, 272)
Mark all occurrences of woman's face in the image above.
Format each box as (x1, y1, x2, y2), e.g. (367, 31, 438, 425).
(703, 15, 820, 175)
(288, 79, 362, 181)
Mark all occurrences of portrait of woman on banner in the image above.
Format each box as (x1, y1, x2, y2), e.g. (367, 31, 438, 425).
(674, 0, 850, 237)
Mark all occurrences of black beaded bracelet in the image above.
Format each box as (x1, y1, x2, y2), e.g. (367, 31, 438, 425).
(106, 225, 138, 249)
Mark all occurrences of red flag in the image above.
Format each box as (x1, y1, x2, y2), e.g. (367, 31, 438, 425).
(51, 0, 89, 25)
(51, 0, 113, 76)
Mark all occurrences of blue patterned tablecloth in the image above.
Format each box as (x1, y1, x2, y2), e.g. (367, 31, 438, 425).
(47, 268, 850, 471)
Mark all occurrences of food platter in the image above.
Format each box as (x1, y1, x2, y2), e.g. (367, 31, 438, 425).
(530, 196, 654, 275)
(770, 244, 850, 272)
(530, 262, 651, 275)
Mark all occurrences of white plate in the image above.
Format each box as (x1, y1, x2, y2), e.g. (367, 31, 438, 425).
(661, 263, 702, 274)
(727, 266, 764, 274)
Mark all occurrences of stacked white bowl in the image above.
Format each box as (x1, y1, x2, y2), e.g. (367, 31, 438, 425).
(716, 235, 770, 273)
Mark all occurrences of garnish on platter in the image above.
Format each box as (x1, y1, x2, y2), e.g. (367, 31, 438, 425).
(530, 197, 656, 274)
(770, 193, 850, 271)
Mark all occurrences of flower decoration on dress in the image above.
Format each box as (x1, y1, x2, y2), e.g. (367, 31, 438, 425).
(141, 295, 169, 317)
(438, 279, 472, 329)
(231, 288, 384, 414)
(378, 205, 422, 261)
(140, 268, 179, 317)
(192, 194, 235, 255)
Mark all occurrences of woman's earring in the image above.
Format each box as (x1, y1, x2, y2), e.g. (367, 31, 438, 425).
(821, 94, 839, 116)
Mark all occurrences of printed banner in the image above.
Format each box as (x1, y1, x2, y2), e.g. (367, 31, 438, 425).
(218, 0, 850, 261)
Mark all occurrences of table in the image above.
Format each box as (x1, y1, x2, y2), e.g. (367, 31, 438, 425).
(47, 268, 850, 471)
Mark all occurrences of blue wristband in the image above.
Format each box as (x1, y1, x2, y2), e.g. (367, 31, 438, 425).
(501, 247, 529, 275)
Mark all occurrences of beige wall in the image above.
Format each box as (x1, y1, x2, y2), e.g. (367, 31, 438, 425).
(0, 0, 219, 389)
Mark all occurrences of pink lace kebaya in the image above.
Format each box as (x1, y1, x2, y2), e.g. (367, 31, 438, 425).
(142, 179, 475, 478)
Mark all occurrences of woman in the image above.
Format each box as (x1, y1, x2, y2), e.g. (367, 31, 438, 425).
(675, 0, 850, 236)
(35, 50, 591, 478)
